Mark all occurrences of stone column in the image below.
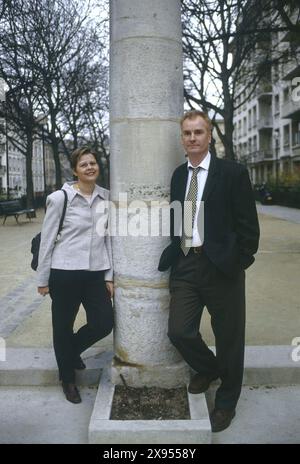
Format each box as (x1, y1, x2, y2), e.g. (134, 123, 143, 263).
(110, 0, 188, 387)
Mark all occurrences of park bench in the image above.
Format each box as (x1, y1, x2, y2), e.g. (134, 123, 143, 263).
(0, 199, 36, 225)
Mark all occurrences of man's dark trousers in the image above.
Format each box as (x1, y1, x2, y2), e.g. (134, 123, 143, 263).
(168, 250, 245, 411)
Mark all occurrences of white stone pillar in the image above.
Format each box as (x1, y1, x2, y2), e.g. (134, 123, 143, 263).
(110, 0, 188, 387)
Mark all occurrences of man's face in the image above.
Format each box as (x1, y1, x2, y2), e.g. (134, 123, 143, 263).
(181, 116, 211, 161)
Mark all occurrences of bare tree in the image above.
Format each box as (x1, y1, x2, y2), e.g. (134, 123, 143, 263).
(182, 0, 291, 160)
(0, 0, 44, 206)
(57, 57, 110, 186)
(84, 85, 110, 187)
(57, 31, 108, 146)
(1, 0, 109, 201)
(22, 0, 95, 189)
(273, 0, 300, 36)
(55, 3, 110, 186)
(0, 0, 10, 19)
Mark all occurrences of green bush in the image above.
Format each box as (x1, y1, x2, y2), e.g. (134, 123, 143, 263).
(254, 172, 300, 208)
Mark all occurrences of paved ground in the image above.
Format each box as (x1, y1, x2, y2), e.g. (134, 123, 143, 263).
(0, 381, 299, 444)
(0, 204, 299, 444)
(1, 205, 299, 348)
(257, 204, 300, 224)
(206, 385, 300, 444)
(0, 385, 97, 444)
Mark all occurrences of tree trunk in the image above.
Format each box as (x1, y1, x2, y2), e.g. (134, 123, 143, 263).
(223, 116, 235, 160)
(25, 132, 34, 208)
(50, 129, 62, 189)
(223, 86, 235, 160)
(209, 135, 217, 158)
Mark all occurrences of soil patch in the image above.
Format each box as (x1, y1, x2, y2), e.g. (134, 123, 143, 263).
(110, 386, 190, 420)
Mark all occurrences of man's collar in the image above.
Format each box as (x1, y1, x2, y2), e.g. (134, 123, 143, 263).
(187, 152, 211, 171)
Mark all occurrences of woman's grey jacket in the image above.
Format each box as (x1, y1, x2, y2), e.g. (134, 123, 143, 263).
(37, 182, 113, 287)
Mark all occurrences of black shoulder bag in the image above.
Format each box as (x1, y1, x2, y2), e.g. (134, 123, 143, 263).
(30, 189, 68, 271)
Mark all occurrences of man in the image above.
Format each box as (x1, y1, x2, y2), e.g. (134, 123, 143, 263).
(159, 110, 259, 432)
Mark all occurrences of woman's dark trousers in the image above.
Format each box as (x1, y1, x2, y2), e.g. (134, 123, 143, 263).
(49, 270, 113, 383)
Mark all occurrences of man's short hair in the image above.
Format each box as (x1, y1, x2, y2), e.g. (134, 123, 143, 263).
(180, 110, 212, 131)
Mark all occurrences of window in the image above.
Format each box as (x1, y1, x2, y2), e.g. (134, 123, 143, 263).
(253, 136, 257, 152)
(292, 122, 300, 146)
(248, 138, 252, 154)
(253, 106, 257, 127)
(283, 87, 290, 104)
(283, 124, 290, 147)
(274, 94, 280, 115)
(273, 62, 279, 82)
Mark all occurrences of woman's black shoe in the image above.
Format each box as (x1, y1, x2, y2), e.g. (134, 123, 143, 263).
(62, 382, 82, 404)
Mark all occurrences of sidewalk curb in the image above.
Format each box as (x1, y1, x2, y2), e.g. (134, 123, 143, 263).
(0, 346, 299, 387)
(0, 348, 113, 386)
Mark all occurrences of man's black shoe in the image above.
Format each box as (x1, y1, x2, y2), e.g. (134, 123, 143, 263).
(62, 382, 82, 404)
(188, 373, 218, 394)
(210, 408, 236, 432)
(74, 356, 86, 370)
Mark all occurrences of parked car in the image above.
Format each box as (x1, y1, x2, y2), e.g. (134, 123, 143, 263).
(258, 184, 273, 205)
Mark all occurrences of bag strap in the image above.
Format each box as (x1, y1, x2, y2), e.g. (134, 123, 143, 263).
(57, 189, 68, 235)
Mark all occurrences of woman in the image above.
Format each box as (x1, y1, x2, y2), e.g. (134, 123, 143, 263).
(37, 147, 114, 404)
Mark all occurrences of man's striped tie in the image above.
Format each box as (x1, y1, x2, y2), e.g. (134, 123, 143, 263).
(180, 167, 200, 256)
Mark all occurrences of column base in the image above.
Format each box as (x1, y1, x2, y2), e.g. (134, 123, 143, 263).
(111, 358, 190, 388)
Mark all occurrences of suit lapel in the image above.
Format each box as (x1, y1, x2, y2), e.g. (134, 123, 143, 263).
(176, 156, 220, 204)
(201, 155, 219, 202)
(178, 162, 189, 205)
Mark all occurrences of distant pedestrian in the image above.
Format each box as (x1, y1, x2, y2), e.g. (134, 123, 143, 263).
(37, 147, 114, 404)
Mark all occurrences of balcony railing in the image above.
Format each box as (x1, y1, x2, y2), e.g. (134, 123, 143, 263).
(240, 149, 273, 164)
(281, 99, 300, 119)
(257, 150, 273, 161)
(247, 150, 273, 163)
(256, 81, 272, 98)
(282, 60, 300, 81)
(292, 145, 300, 158)
(257, 116, 273, 130)
(280, 10, 300, 43)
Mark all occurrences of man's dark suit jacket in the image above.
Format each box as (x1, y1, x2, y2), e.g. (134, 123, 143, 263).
(158, 155, 260, 277)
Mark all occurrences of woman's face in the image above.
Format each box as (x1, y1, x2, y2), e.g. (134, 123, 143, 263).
(73, 153, 99, 183)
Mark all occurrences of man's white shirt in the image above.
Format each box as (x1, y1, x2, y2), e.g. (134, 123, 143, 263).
(185, 152, 211, 247)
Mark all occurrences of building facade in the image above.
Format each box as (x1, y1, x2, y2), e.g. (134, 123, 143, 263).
(0, 127, 57, 199)
(233, 8, 300, 185)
